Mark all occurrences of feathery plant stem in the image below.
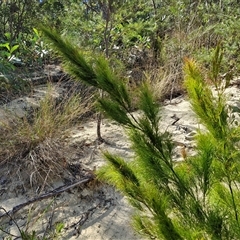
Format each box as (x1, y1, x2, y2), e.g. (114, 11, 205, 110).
(228, 177, 239, 225)
(184, 45, 240, 237)
(42, 28, 240, 239)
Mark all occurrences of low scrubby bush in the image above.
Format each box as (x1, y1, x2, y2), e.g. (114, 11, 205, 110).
(0, 84, 89, 186)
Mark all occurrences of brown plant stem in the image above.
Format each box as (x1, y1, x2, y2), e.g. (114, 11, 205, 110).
(0, 176, 94, 219)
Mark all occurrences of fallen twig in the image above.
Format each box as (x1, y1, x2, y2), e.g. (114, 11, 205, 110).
(0, 176, 94, 219)
(70, 198, 114, 236)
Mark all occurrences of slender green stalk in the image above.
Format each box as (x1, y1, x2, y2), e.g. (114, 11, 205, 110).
(228, 178, 239, 226)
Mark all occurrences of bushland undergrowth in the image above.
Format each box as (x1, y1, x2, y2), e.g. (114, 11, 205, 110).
(0, 84, 89, 186)
(2, 1, 240, 102)
(42, 27, 240, 239)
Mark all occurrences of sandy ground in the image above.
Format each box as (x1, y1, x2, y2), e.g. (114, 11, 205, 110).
(1, 83, 240, 239)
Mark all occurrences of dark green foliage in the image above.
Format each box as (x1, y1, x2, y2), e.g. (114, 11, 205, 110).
(103, 151, 139, 185)
(209, 44, 224, 88)
(0, 1, 38, 44)
(96, 58, 131, 106)
(43, 29, 240, 239)
(40, 26, 98, 88)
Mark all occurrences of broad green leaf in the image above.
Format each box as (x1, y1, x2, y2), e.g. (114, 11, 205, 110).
(0, 43, 10, 51)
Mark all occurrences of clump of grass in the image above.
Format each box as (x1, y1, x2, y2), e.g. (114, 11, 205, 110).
(0, 84, 92, 186)
(143, 65, 184, 103)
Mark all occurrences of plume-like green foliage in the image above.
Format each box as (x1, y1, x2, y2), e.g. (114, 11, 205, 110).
(209, 44, 223, 88)
(41, 26, 133, 117)
(40, 26, 98, 87)
(183, 46, 240, 239)
(43, 29, 240, 239)
(100, 151, 139, 186)
(138, 82, 160, 128)
(95, 57, 131, 109)
(97, 98, 132, 126)
(184, 58, 228, 139)
(188, 133, 215, 199)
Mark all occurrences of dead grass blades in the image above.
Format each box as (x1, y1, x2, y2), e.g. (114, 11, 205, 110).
(0, 83, 93, 188)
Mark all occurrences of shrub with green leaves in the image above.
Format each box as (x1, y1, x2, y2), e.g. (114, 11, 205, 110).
(42, 27, 240, 239)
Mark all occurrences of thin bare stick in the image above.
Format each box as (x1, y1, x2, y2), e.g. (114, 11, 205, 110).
(0, 176, 94, 219)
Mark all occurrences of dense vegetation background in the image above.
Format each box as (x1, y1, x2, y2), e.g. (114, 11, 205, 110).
(1, 1, 240, 239)
(1, 0, 240, 95)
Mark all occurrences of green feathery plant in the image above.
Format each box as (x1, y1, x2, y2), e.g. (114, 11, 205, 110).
(41, 28, 240, 239)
